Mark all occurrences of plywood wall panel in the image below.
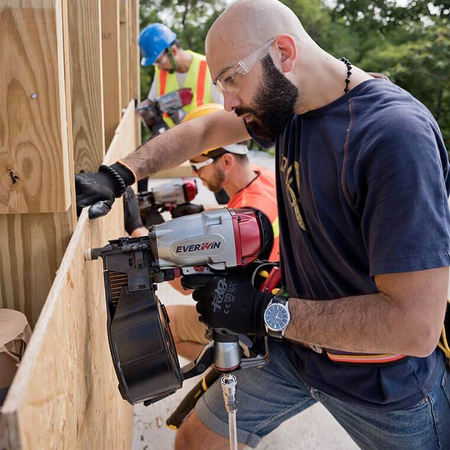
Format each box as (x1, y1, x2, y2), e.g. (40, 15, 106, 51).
(1, 101, 138, 450)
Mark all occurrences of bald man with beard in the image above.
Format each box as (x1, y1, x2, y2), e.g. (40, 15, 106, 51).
(76, 1, 450, 449)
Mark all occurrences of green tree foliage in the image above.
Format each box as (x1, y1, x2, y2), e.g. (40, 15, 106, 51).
(139, 0, 227, 96)
(331, 0, 450, 148)
(139, 0, 449, 149)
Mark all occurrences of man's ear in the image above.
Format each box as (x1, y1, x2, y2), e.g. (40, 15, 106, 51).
(272, 35, 297, 74)
(221, 153, 235, 168)
(171, 45, 178, 57)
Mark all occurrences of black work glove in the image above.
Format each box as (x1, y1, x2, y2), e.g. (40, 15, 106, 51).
(75, 163, 134, 219)
(171, 203, 204, 218)
(181, 270, 273, 336)
(123, 187, 145, 234)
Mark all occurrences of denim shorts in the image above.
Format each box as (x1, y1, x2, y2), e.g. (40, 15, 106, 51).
(196, 339, 450, 449)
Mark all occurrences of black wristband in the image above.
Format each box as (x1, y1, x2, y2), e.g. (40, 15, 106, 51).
(111, 163, 136, 186)
(99, 165, 127, 197)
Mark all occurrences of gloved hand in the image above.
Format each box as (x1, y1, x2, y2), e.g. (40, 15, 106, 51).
(123, 187, 145, 235)
(75, 163, 135, 219)
(136, 99, 158, 128)
(171, 203, 204, 218)
(181, 270, 273, 336)
(167, 108, 185, 125)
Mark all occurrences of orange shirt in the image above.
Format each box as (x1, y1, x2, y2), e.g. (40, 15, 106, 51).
(227, 164, 279, 261)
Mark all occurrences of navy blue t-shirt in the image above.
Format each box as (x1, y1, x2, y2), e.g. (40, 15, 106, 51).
(251, 78, 450, 410)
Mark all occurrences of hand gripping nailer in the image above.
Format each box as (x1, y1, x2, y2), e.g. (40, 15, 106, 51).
(86, 208, 274, 406)
(137, 177, 198, 226)
(136, 87, 193, 135)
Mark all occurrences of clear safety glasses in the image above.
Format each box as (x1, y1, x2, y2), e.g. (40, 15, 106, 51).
(214, 38, 276, 95)
(190, 158, 214, 173)
(153, 50, 169, 66)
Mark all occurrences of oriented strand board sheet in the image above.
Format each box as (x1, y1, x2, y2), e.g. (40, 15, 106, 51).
(0, 0, 71, 213)
(1, 101, 138, 449)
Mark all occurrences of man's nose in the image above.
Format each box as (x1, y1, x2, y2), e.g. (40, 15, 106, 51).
(223, 91, 241, 112)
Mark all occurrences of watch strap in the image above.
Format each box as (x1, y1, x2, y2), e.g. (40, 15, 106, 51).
(271, 294, 287, 306)
(265, 294, 289, 339)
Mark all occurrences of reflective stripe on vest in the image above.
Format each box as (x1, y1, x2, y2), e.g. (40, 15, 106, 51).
(196, 59, 207, 106)
(156, 51, 213, 128)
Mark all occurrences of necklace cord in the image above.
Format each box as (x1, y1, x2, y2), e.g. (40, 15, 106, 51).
(340, 57, 352, 94)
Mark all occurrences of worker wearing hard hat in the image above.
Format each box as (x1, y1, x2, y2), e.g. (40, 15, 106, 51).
(138, 23, 223, 128)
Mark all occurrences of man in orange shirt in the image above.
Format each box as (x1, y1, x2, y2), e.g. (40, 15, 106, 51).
(166, 103, 279, 360)
(125, 103, 279, 359)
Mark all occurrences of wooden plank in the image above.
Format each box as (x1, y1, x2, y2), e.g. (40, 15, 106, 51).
(149, 161, 194, 178)
(0, 212, 73, 327)
(0, 0, 76, 329)
(128, 0, 140, 102)
(0, 0, 71, 213)
(1, 101, 138, 450)
(101, 0, 121, 149)
(128, 0, 141, 146)
(68, 0, 105, 174)
(119, 0, 130, 109)
(61, 0, 77, 227)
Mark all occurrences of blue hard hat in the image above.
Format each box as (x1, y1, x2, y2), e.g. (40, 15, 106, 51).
(139, 23, 177, 67)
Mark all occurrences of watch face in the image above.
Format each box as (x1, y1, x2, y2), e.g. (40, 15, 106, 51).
(264, 303, 289, 332)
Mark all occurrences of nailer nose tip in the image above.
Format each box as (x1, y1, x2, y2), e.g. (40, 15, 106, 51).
(84, 249, 93, 261)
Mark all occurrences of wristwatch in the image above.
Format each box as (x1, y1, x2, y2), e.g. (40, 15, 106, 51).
(264, 295, 290, 339)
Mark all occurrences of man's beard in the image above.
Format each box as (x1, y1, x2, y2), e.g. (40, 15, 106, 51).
(201, 165, 226, 193)
(235, 54, 299, 141)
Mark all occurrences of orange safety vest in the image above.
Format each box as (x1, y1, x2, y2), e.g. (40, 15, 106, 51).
(155, 50, 213, 128)
(227, 165, 279, 262)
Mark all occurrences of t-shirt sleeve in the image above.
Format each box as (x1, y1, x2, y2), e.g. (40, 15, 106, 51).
(351, 110, 450, 276)
(147, 78, 158, 102)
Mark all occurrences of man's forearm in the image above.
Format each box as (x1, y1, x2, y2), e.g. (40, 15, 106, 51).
(120, 110, 249, 180)
(284, 292, 438, 357)
(121, 121, 204, 180)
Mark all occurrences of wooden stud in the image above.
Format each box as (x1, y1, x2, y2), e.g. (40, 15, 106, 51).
(68, 0, 105, 174)
(129, 0, 141, 146)
(129, 0, 140, 102)
(119, 0, 130, 109)
(0, 212, 73, 327)
(101, 0, 121, 149)
(0, 0, 75, 324)
(0, 0, 71, 213)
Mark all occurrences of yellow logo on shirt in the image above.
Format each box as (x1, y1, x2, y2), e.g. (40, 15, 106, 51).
(281, 156, 307, 231)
